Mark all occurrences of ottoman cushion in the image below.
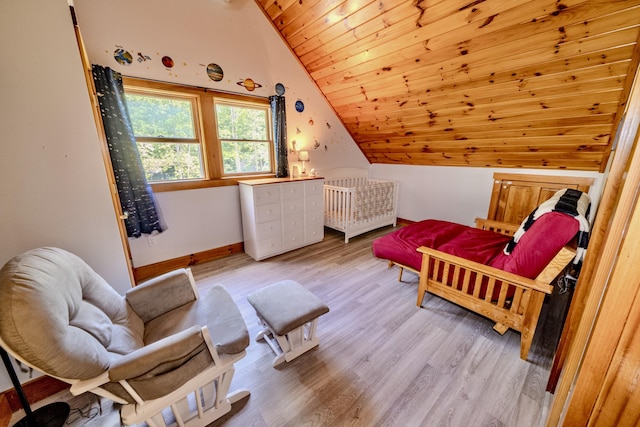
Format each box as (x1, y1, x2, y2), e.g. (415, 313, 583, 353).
(247, 280, 329, 336)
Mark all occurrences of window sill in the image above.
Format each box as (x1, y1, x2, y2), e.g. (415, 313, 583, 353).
(150, 175, 277, 192)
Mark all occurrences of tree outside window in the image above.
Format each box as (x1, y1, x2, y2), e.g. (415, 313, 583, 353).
(215, 101, 272, 175)
(126, 92, 204, 182)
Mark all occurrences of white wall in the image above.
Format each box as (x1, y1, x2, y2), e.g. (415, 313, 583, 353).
(370, 164, 603, 227)
(73, 0, 369, 266)
(0, 0, 132, 390)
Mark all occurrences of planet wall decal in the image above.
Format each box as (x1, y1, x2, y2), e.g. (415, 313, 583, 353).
(162, 56, 174, 68)
(237, 78, 263, 92)
(113, 48, 132, 66)
(206, 63, 224, 81)
(295, 100, 305, 112)
(275, 83, 285, 95)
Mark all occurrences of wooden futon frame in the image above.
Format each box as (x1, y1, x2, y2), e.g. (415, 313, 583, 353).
(391, 173, 593, 361)
(416, 218, 575, 360)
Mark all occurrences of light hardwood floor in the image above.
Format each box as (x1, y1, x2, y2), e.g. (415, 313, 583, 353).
(13, 226, 569, 427)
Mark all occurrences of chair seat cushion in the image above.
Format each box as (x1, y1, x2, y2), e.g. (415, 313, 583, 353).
(144, 284, 249, 355)
(247, 280, 329, 336)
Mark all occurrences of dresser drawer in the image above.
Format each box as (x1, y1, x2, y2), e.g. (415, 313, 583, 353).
(305, 195, 323, 212)
(281, 182, 305, 201)
(253, 184, 280, 206)
(305, 179, 324, 197)
(306, 211, 324, 228)
(257, 238, 282, 256)
(283, 228, 305, 249)
(255, 202, 281, 223)
(305, 225, 324, 243)
(283, 213, 305, 230)
(282, 200, 304, 217)
(256, 220, 282, 240)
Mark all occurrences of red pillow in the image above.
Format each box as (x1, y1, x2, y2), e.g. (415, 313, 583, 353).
(490, 212, 579, 279)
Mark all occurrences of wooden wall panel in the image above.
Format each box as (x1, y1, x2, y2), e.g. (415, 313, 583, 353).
(256, 0, 640, 171)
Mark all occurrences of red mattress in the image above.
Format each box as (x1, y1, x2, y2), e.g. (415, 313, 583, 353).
(372, 212, 579, 280)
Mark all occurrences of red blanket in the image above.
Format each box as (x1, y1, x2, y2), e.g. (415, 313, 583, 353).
(372, 212, 579, 280)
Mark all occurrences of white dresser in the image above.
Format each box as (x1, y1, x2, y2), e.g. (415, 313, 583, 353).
(239, 177, 324, 261)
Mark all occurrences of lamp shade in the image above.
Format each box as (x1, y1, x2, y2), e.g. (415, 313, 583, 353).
(298, 150, 310, 161)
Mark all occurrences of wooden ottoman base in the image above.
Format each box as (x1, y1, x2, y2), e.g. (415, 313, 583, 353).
(247, 280, 329, 367)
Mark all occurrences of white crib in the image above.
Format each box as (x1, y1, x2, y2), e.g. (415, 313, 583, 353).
(323, 168, 399, 243)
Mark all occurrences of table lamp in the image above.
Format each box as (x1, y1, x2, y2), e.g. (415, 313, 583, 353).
(298, 150, 309, 176)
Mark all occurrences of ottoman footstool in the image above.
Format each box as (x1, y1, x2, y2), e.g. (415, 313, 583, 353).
(247, 280, 329, 367)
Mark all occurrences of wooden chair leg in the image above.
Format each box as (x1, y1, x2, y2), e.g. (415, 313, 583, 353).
(387, 261, 404, 282)
(520, 292, 546, 360)
(493, 323, 509, 335)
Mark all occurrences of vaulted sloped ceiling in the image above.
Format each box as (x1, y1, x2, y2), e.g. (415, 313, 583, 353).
(256, 0, 640, 171)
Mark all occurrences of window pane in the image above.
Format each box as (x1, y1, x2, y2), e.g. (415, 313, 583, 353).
(222, 141, 271, 174)
(127, 94, 195, 139)
(137, 142, 204, 181)
(216, 104, 267, 140)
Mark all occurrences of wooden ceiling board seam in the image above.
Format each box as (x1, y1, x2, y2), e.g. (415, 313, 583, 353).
(410, 1, 640, 54)
(367, 154, 605, 170)
(312, 9, 638, 94)
(358, 137, 611, 149)
(256, 0, 276, 11)
(280, 0, 393, 41)
(372, 153, 607, 163)
(262, 0, 300, 21)
(333, 72, 627, 117)
(350, 119, 616, 143)
(326, 59, 631, 108)
(353, 124, 613, 141)
(323, 43, 635, 105)
(276, 0, 339, 35)
(303, 0, 587, 78)
(289, 0, 414, 54)
(342, 101, 619, 129)
(302, 0, 540, 80)
(335, 77, 625, 119)
(316, 35, 636, 99)
(285, 0, 382, 49)
(360, 139, 610, 151)
(313, 6, 639, 90)
(295, 0, 469, 63)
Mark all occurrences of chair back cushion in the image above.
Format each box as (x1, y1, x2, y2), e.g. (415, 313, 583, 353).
(0, 247, 143, 380)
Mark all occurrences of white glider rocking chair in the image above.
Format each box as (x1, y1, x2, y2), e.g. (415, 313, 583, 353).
(0, 247, 250, 427)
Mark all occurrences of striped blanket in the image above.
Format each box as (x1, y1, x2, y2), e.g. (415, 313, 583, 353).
(504, 188, 591, 271)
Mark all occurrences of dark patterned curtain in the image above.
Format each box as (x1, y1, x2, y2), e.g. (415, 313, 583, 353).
(269, 95, 289, 178)
(92, 65, 164, 238)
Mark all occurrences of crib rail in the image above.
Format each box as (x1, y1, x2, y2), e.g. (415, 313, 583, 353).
(324, 175, 368, 188)
(324, 177, 398, 243)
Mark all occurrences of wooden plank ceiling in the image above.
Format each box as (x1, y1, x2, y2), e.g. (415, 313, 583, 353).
(256, 0, 640, 171)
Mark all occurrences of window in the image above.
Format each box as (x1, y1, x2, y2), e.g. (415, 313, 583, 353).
(123, 77, 274, 191)
(215, 100, 272, 176)
(126, 91, 204, 182)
